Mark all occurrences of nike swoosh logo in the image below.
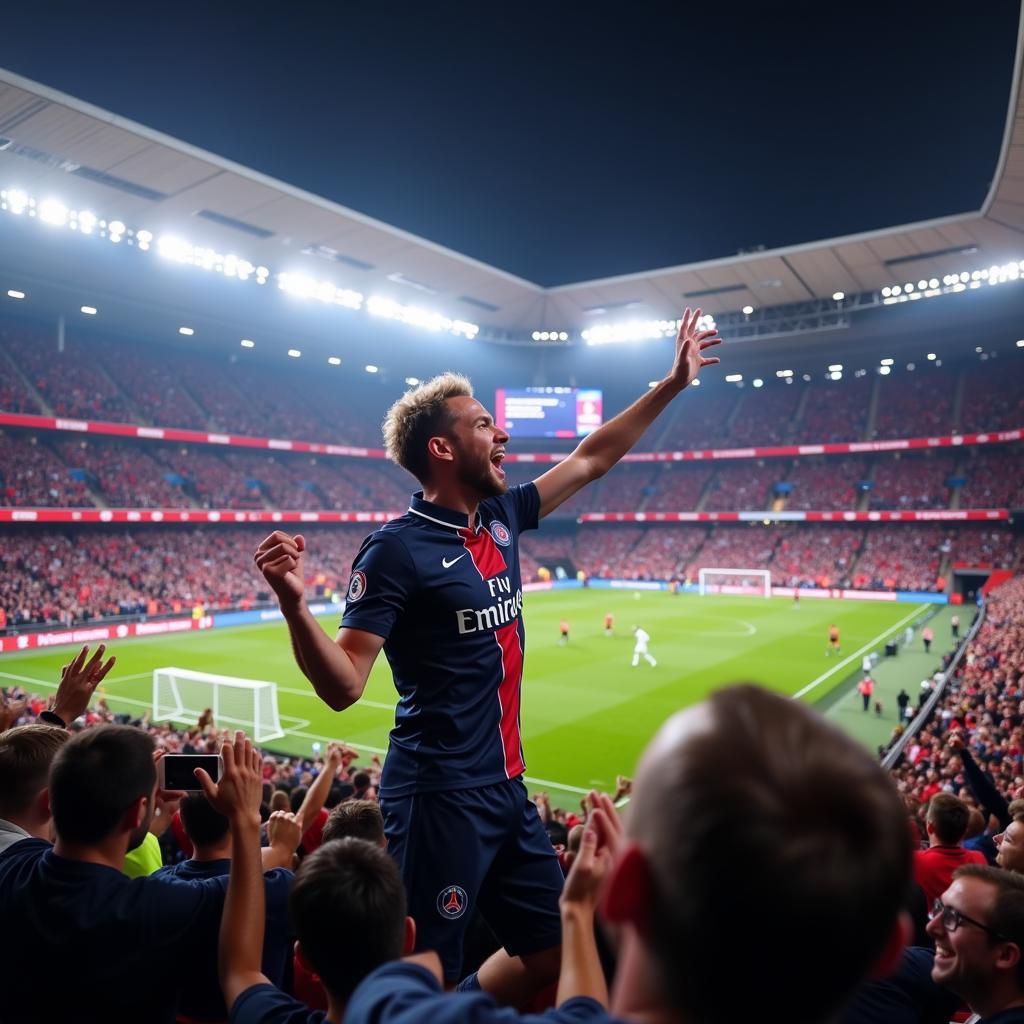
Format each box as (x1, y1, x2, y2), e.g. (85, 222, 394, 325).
(442, 553, 467, 568)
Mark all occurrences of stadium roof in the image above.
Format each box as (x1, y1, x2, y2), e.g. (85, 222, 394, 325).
(0, 8, 1021, 337)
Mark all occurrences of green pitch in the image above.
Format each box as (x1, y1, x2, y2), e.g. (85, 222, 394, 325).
(0, 591, 931, 808)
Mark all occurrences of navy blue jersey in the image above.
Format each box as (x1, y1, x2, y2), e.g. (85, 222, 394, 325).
(341, 485, 540, 797)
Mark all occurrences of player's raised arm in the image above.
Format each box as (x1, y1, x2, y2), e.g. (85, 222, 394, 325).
(532, 307, 721, 518)
(254, 531, 384, 712)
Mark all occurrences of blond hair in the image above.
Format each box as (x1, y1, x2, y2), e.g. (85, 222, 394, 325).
(382, 372, 473, 482)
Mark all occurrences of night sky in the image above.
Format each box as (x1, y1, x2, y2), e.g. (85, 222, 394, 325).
(0, 1, 1019, 285)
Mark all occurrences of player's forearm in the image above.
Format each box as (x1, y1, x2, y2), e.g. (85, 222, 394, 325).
(220, 814, 267, 1000)
(556, 906, 608, 1007)
(283, 603, 364, 710)
(573, 378, 683, 477)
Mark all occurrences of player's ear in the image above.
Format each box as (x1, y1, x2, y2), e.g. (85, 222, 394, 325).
(427, 436, 455, 463)
(403, 916, 417, 955)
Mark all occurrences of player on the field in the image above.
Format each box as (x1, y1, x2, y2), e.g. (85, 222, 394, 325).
(558, 619, 569, 646)
(254, 307, 722, 1002)
(631, 626, 657, 668)
(604, 612, 614, 637)
(826, 623, 841, 656)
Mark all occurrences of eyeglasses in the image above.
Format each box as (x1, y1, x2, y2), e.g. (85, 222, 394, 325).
(930, 898, 1008, 942)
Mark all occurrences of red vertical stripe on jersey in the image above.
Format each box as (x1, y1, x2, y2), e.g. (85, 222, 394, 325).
(462, 526, 525, 778)
(495, 621, 526, 778)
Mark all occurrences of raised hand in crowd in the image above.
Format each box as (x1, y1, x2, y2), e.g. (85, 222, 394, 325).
(196, 730, 263, 822)
(50, 642, 116, 726)
(0, 692, 27, 734)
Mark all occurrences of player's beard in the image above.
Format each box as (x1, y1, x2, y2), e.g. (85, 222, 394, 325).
(456, 448, 508, 498)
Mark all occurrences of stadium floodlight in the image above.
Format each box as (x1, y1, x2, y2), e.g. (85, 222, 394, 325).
(776, 369, 793, 378)
(366, 295, 478, 339)
(648, 380, 660, 388)
(178, 326, 194, 336)
(1017, 339, 1024, 348)
(405, 376, 419, 385)
(829, 371, 842, 380)
(927, 352, 936, 360)
(878, 366, 891, 375)
(328, 356, 342, 365)
(753, 378, 764, 388)
(880, 358, 894, 366)
(742, 305, 754, 315)
(7, 289, 25, 299)
(881, 286, 891, 297)
(80, 305, 97, 315)
(39, 199, 68, 226)
(278, 271, 363, 310)
(108, 220, 126, 240)
(240, 339, 255, 348)
(690, 378, 701, 386)
(3, 189, 29, 214)
(559, 331, 569, 341)
(828, 364, 843, 372)
(725, 373, 743, 383)
(531, 331, 541, 341)
(832, 291, 844, 301)
(287, 349, 301, 358)
(77, 210, 97, 234)
(365, 364, 379, 373)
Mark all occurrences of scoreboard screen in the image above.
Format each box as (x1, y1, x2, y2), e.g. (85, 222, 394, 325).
(495, 387, 603, 438)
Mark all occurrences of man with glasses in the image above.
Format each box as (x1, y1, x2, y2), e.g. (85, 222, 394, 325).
(928, 865, 1024, 1022)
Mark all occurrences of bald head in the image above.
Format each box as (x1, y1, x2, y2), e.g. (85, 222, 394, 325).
(623, 684, 911, 1024)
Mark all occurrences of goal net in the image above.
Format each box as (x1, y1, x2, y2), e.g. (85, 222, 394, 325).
(152, 667, 285, 743)
(698, 568, 772, 598)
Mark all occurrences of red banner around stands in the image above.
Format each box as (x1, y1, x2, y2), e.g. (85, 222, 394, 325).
(0, 410, 1018, 464)
(0, 615, 214, 654)
(0, 507, 1010, 525)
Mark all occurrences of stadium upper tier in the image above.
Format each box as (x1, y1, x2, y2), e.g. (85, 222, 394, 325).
(1, 318, 1022, 452)
(1, 432, 1021, 517)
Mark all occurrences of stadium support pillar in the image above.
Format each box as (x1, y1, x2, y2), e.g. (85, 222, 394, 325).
(57, 315, 65, 354)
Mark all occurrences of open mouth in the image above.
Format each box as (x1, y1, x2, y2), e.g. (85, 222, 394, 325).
(491, 451, 506, 477)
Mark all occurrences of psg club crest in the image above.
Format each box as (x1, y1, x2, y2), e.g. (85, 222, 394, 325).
(436, 884, 468, 919)
(490, 521, 511, 547)
(347, 570, 367, 602)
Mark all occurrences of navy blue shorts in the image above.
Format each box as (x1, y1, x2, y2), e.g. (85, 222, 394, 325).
(381, 777, 563, 980)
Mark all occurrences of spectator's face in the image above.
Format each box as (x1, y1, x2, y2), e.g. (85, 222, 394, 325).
(996, 821, 1024, 873)
(927, 877, 1001, 997)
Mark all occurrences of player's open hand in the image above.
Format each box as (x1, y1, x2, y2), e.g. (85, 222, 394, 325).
(667, 306, 721, 391)
(196, 730, 263, 822)
(254, 532, 307, 612)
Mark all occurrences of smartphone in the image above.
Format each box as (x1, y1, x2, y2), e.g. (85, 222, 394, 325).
(157, 753, 222, 792)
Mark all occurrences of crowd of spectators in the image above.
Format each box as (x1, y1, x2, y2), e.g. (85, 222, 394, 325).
(960, 360, 1024, 432)
(784, 456, 864, 510)
(0, 432, 93, 507)
(773, 526, 864, 588)
(851, 527, 950, 592)
(0, 526, 369, 628)
(873, 369, 955, 440)
(959, 446, 1024, 509)
(800, 374, 870, 442)
(9, 583, 1023, 1023)
(727, 381, 802, 446)
(5, 521, 1022, 629)
(701, 460, 780, 510)
(865, 452, 956, 511)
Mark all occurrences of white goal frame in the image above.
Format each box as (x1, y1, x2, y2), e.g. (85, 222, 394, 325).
(152, 666, 285, 742)
(698, 568, 772, 598)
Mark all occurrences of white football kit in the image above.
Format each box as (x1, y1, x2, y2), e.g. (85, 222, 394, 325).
(632, 627, 657, 667)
